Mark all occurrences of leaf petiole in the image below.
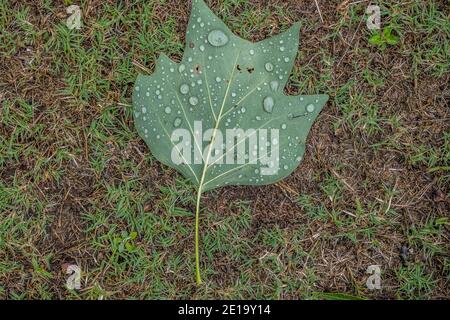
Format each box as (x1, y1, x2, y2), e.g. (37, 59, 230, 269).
(195, 189, 203, 284)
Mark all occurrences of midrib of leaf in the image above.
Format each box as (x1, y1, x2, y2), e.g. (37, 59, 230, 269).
(194, 51, 240, 284)
(198, 51, 241, 192)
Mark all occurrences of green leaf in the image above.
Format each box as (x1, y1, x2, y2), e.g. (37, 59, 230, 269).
(129, 231, 138, 240)
(132, 0, 328, 284)
(383, 27, 399, 45)
(133, 0, 327, 192)
(368, 33, 382, 45)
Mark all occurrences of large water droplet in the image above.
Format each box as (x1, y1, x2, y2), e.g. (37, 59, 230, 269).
(165, 106, 172, 114)
(270, 80, 279, 91)
(189, 96, 199, 106)
(207, 30, 228, 47)
(265, 62, 274, 72)
(306, 104, 315, 113)
(178, 64, 185, 73)
(263, 96, 274, 113)
(173, 117, 182, 127)
(180, 84, 189, 94)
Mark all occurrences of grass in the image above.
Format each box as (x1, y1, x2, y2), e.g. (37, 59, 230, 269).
(0, 0, 449, 299)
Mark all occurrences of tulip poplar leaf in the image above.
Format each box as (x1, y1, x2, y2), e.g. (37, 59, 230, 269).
(132, 0, 328, 284)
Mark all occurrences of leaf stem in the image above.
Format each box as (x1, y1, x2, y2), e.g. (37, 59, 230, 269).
(195, 188, 202, 285)
(193, 52, 240, 285)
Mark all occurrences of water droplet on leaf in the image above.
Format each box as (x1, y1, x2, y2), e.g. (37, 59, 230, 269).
(265, 62, 274, 72)
(263, 96, 274, 113)
(270, 80, 279, 91)
(180, 84, 189, 94)
(173, 117, 182, 127)
(207, 29, 228, 47)
(306, 104, 315, 113)
(189, 96, 199, 106)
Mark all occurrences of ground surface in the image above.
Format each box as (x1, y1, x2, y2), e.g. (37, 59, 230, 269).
(0, 0, 449, 299)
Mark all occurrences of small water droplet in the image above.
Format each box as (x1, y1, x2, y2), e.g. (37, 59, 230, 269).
(280, 46, 285, 52)
(306, 104, 315, 113)
(141, 107, 147, 113)
(189, 96, 199, 106)
(284, 57, 290, 62)
(135, 86, 140, 91)
(281, 123, 287, 129)
(283, 165, 288, 170)
(272, 138, 278, 145)
(215, 77, 221, 83)
(178, 64, 185, 73)
(180, 84, 189, 94)
(199, 45, 205, 51)
(265, 62, 274, 72)
(207, 30, 228, 47)
(270, 80, 279, 91)
(164, 107, 171, 114)
(249, 49, 255, 55)
(263, 96, 274, 113)
(173, 117, 182, 127)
